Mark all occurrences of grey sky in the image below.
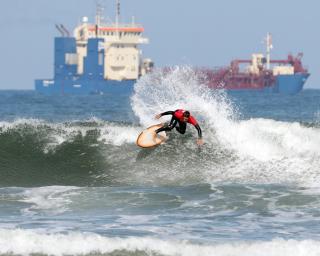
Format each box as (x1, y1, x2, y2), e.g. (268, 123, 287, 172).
(0, 0, 319, 89)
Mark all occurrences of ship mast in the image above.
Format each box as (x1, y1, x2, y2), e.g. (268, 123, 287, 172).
(95, 2, 102, 26)
(266, 32, 273, 70)
(115, 0, 120, 38)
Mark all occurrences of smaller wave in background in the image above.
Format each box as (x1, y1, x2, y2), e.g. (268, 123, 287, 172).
(0, 229, 320, 256)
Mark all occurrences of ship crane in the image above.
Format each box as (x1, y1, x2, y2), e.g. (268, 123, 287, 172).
(55, 24, 70, 37)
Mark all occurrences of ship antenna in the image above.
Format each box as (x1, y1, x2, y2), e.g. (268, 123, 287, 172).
(266, 32, 273, 70)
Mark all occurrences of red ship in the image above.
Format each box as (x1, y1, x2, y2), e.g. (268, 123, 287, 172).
(202, 34, 309, 94)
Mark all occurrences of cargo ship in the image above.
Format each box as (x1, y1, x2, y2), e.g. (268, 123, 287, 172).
(35, 1, 153, 95)
(203, 33, 309, 94)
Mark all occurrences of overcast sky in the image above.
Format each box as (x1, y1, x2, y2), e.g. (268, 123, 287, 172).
(0, 0, 319, 89)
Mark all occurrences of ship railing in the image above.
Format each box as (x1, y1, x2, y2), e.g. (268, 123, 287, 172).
(99, 22, 144, 28)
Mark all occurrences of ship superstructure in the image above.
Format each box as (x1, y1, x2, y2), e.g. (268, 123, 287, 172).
(35, 1, 153, 95)
(204, 33, 309, 94)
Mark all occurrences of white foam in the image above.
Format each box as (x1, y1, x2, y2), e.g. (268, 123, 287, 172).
(97, 122, 140, 146)
(0, 229, 320, 256)
(20, 186, 79, 215)
(223, 118, 320, 160)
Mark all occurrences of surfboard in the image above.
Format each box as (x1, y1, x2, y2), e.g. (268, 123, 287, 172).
(136, 124, 167, 148)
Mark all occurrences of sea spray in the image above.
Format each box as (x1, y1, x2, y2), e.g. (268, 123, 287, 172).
(131, 67, 320, 185)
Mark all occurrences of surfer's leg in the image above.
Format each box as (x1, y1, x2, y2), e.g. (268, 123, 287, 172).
(175, 121, 187, 134)
(155, 125, 172, 133)
(156, 119, 177, 134)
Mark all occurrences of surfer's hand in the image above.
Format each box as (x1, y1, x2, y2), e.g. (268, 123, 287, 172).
(155, 114, 161, 119)
(197, 138, 204, 146)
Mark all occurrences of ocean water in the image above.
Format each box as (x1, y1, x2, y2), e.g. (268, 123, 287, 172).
(0, 67, 320, 255)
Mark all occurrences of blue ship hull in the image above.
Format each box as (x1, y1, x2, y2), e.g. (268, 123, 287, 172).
(272, 73, 309, 94)
(35, 79, 135, 95)
(224, 73, 309, 94)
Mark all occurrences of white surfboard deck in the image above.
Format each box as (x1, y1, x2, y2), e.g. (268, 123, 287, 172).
(136, 124, 167, 148)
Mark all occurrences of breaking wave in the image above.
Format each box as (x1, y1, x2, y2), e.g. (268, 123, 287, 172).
(131, 67, 320, 186)
(0, 68, 319, 187)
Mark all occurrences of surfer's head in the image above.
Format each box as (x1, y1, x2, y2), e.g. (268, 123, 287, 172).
(182, 111, 190, 122)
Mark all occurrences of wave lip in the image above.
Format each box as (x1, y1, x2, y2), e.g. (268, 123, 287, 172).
(1, 229, 320, 256)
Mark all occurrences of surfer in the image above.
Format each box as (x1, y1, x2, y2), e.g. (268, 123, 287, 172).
(155, 109, 204, 145)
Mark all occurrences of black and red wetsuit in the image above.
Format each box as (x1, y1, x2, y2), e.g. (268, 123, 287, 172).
(156, 109, 202, 138)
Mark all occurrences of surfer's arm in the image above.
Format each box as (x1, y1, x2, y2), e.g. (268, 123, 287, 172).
(188, 116, 202, 139)
(194, 124, 204, 146)
(194, 124, 202, 139)
(160, 111, 174, 116)
(155, 111, 174, 119)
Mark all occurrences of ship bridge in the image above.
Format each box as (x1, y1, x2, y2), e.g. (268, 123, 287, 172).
(69, 0, 152, 81)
